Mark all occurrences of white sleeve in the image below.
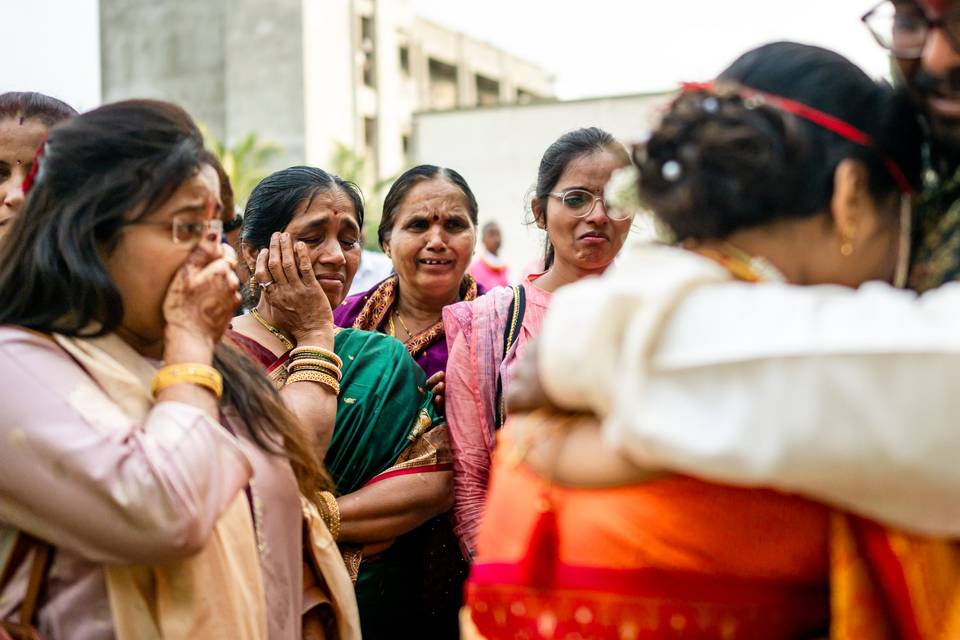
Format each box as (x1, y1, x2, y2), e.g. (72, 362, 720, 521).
(605, 279, 960, 536)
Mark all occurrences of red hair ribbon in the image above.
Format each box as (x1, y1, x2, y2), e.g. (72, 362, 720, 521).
(680, 81, 914, 195)
(21, 137, 47, 196)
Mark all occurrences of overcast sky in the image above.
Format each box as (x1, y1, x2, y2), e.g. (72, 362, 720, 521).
(4, 0, 886, 111)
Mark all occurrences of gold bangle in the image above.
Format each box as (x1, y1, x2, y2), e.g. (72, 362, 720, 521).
(286, 369, 340, 395)
(151, 363, 223, 399)
(317, 491, 341, 541)
(290, 346, 342, 368)
(287, 364, 343, 380)
(286, 358, 342, 380)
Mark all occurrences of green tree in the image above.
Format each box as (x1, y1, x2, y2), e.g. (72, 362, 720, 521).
(200, 124, 283, 209)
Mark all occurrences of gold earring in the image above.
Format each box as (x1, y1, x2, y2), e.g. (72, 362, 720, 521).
(840, 230, 855, 257)
(248, 275, 258, 298)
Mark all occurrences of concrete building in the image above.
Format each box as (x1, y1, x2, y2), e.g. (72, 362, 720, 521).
(100, 0, 553, 193)
(412, 92, 670, 272)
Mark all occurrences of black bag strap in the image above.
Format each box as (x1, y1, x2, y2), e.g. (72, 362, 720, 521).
(494, 285, 526, 429)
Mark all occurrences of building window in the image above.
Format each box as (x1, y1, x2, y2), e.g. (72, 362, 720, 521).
(360, 16, 376, 88)
(363, 117, 378, 183)
(428, 58, 458, 110)
(476, 74, 500, 107)
(399, 45, 410, 75)
(402, 134, 410, 157)
(516, 88, 538, 105)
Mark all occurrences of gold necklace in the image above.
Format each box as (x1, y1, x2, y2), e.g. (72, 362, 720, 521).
(251, 308, 294, 351)
(393, 308, 414, 339)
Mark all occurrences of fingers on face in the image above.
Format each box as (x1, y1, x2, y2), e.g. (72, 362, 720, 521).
(280, 233, 301, 284)
(296, 241, 319, 285)
(267, 232, 288, 285)
(255, 248, 270, 286)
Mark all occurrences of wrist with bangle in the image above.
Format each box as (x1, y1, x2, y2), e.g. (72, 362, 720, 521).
(151, 363, 223, 399)
(286, 345, 342, 395)
(316, 490, 341, 541)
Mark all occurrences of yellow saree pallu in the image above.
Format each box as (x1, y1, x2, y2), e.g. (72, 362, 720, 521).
(831, 515, 960, 640)
(53, 334, 267, 640)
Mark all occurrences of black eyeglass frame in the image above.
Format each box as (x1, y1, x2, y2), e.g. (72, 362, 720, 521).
(862, 0, 960, 60)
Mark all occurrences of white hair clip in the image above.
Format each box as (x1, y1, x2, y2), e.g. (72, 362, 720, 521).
(661, 160, 683, 182)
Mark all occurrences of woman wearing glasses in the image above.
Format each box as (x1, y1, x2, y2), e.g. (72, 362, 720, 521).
(443, 127, 633, 560)
(0, 100, 358, 639)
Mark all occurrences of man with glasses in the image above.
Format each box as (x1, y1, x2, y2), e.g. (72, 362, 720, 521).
(864, 0, 960, 289)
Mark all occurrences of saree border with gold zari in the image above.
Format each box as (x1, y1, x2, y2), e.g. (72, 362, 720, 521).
(347, 274, 479, 362)
(226, 328, 450, 494)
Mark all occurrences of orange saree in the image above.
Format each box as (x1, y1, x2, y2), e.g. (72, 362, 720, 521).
(464, 413, 960, 639)
(464, 417, 830, 639)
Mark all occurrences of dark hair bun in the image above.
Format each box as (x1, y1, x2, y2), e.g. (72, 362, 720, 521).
(636, 42, 923, 242)
(638, 91, 807, 240)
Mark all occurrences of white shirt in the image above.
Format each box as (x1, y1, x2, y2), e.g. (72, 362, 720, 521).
(348, 249, 394, 296)
(538, 243, 960, 536)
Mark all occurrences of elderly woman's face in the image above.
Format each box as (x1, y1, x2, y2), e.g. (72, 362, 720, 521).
(105, 164, 221, 346)
(0, 116, 48, 236)
(281, 187, 363, 308)
(382, 177, 477, 306)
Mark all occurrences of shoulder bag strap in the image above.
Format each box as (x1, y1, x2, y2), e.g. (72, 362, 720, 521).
(0, 530, 54, 629)
(494, 285, 527, 430)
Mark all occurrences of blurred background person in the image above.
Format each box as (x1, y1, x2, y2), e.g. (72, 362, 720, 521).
(347, 226, 394, 296)
(0, 91, 77, 236)
(468, 221, 510, 290)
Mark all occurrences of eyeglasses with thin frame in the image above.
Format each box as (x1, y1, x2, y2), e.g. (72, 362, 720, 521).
(862, 0, 960, 60)
(547, 188, 634, 221)
(139, 214, 223, 246)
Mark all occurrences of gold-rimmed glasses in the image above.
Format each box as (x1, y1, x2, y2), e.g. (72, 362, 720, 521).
(547, 188, 634, 221)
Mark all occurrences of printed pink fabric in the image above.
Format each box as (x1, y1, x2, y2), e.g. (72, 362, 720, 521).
(443, 277, 551, 559)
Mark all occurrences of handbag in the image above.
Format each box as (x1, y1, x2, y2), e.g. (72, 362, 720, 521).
(0, 530, 53, 640)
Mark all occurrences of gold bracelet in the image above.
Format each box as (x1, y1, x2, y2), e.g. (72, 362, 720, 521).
(316, 490, 341, 541)
(286, 369, 340, 395)
(286, 358, 342, 380)
(151, 363, 223, 399)
(287, 364, 343, 380)
(290, 345, 342, 368)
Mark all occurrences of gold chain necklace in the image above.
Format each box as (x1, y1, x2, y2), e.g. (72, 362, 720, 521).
(393, 308, 414, 339)
(251, 308, 295, 351)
